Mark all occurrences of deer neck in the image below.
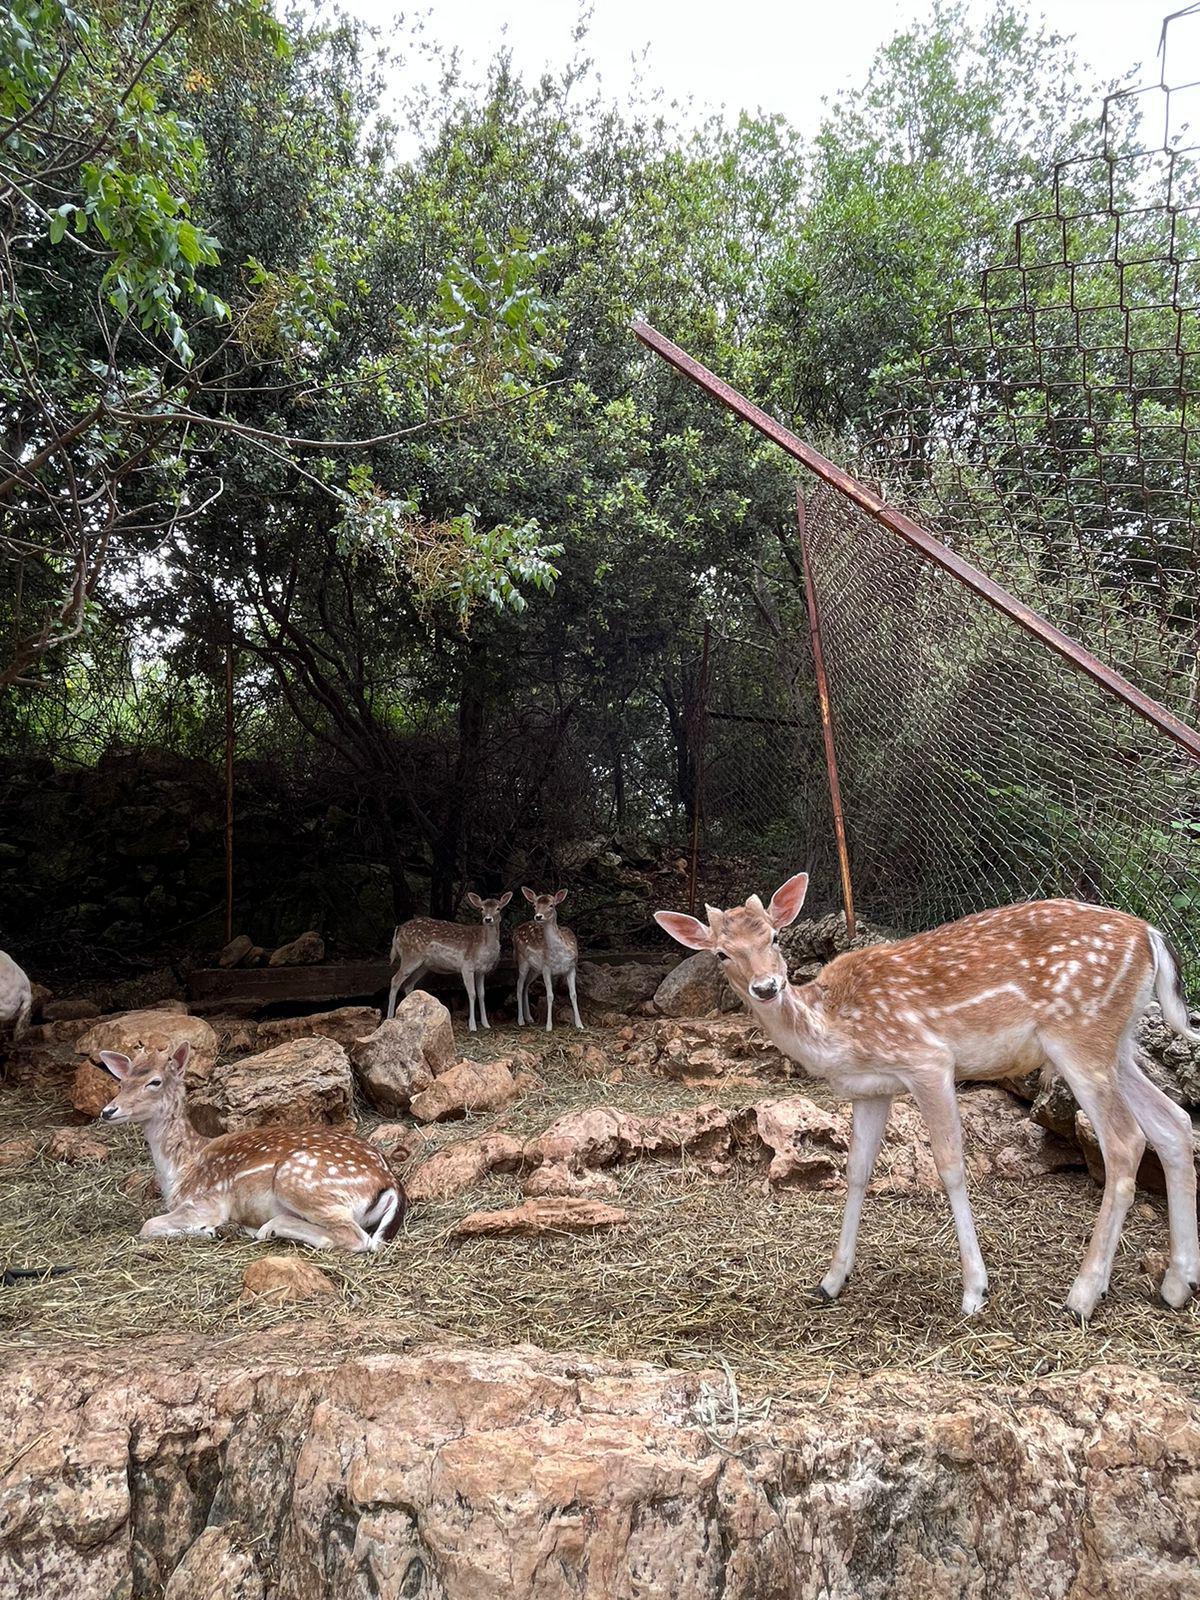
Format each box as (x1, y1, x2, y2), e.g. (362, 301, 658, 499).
(142, 1092, 208, 1201)
(474, 920, 500, 965)
(745, 982, 832, 1074)
(542, 917, 570, 959)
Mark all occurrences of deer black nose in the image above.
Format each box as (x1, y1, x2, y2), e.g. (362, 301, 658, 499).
(101, 1105, 118, 1120)
(750, 977, 782, 1000)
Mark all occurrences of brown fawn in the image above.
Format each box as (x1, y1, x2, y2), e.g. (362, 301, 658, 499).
(514, 887, 583, 1031)
(99, 1043, 405, 1251)
(656, 873, 1200, 1320)
(387, 890, 512, 1029)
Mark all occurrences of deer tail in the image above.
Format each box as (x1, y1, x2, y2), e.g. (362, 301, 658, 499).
(1149, 928, 1200, 1043)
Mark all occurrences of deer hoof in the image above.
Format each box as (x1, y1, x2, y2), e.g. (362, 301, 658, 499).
(810, 1283, 838, 1305)
(1160, 1267, 1196, 1309)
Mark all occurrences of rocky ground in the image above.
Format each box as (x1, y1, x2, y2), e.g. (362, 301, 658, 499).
(2, 923, 1199, 1597)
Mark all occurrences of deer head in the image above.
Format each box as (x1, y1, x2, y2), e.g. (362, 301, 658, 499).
(466, 891, 513, 926)
(655, 872, 809, 1004)
(522, 886, 567, 924)
(98, 1042, 191, 1125)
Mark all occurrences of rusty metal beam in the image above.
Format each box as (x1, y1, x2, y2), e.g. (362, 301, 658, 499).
(796, 488, 857, 939)
(633, 320, 1200, 765)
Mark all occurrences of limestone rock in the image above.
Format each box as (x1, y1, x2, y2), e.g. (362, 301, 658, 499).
(754, 1097, 848, 1189)
(575, 959, 672, 1012)
(409, 1057, 520, 1123)
(406, 1132, 525, 1201)
(45, 1126, 111, 1165)
(957, 1086, 1082, 1181)
(71, 1060, 118, 1119)
(0, 1345, 1198, 1597)
(77, 1009, 217, 1083)
(652, 951, 731, 1017)
(42, 997, 100, 1022)
(163, 1526, 263, 1600)
(453, 1197, 629, 1238)
(268, 931, 324, 966)
(190, 1036, 353, 1135)
(240, 1256, 338, 1304)
(367, 1123, 427, 1162)
(256, 1006, 380, 1054)
(1139, 1007, 1200, 1108)
(623, 1016, 788, 1079)
(0, 1138, 37, 1170)
(779, 911, 894, 965)
(218, 935, 255, 969)
(350, 993, 454, 1113)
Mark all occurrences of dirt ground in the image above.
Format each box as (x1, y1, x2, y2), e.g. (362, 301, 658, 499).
(1, 1017, 1197, 1399)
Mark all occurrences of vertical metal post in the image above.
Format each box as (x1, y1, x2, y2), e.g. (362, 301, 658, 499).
(223, 607, 235, 946)
(686, 620, 711, 917)
(796, 487, 857, 939)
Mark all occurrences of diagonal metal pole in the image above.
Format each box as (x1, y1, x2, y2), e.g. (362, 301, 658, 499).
(796, 488, 856, 939)
(633, 320, 1200, 766)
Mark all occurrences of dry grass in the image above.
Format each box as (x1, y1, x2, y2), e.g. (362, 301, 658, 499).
(1, 1025, 1197, 1399)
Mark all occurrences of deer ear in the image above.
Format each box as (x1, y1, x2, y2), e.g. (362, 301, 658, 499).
(467, 892, 483, 910)
(169, 1042, 191, 1074)
(97, 1051, 132, 1080)
(497, 890, 513, 908)
(521, 886, 537, 903)
(553, 888, 568, 905)
(654, 910, 714, 951)
(767, 872, 809, 929)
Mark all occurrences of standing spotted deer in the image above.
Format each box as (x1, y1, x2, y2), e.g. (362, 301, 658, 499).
(656, 873, 1200, 1321)
(0, 950, 32, 1041)
(514, 887, 583, 1031)
(387, 891, 512, 1029)
(98, 1043, 405, 1251)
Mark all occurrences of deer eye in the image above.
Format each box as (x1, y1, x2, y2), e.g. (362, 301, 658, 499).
(771, 932, 780, 945)
(715, 950, 729, 962)
(146, 1078, 163, 1089)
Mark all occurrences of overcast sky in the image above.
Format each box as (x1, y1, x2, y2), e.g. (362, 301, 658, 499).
(344, 0, 1186, 144)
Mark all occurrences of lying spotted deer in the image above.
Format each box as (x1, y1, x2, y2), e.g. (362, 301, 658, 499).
(514, 887, 583, 1031)
(99, 1043, 405, 1251)
(386, 891, 512, 1029)
(656, 874, 1200, 1321)
(0, 949, 32, 1041)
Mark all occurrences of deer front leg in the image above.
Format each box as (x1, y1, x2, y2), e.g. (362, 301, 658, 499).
(476, 970, 490, 1030)
(566, 967, 583, 1030)
(543, 966, 554, 1032)
(911, 1075, 989, 1316)
(462, 966, 477, 1032)
(140, 1201, 225, 1241)
(816, 1096, 892, 1302)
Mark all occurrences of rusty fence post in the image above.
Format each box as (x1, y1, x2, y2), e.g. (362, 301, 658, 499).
(224, 608, 235, 947)
(686, 621, 711, 917)
(795, 488, 856, 939)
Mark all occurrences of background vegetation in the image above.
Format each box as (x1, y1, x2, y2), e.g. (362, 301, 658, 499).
(6, 0, 1193, 978)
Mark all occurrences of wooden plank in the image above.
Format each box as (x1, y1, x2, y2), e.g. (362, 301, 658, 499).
(187, 949, 668, 1007)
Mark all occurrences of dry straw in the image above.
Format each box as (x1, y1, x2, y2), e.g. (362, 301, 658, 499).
(1, 1035, 1197, 1397)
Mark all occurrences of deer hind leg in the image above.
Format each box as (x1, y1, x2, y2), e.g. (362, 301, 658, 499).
(1043, 1039, 1145, 1321)
(911, 1073, 989, 1316)
(1120, 1051, 1199, 1308)
(515, 962, 528, 1026)
(566, 967, 583, 1030)
(257, 1208, 371, 1253)
(387, 954, 424, 1018)
(817, 1096, 893, 1302)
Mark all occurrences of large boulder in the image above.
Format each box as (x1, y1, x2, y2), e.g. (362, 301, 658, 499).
(409, 1057, 521, 1124)
(652, 951, 731, 1018)
(256, 1006, 380, 1054)
(406, 1132, 526, 1201)
(779, 911, 894, 965)
(575, 959, 672, 1012)
(1138, 1008, 1200, 1108)
(189, 1036, 353, 1135)
(73, 1009, 217, 1117)
(268, 931, 324, 967)
(350, 993, 455, 1113)
(218, 935, 255, 969)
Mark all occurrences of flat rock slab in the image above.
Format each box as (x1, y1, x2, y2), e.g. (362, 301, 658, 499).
(452, 1197, 629, 1237)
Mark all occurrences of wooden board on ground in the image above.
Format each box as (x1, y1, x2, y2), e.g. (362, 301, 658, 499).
(187, 949, 661, 1012)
